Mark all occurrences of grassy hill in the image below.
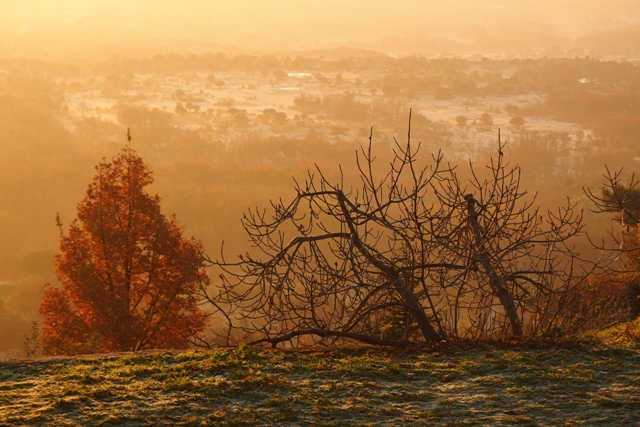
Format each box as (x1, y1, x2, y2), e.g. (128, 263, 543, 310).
(1, 341, 638, 426)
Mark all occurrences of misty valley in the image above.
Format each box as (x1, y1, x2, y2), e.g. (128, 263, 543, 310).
(0, 20, 635, 426)
(1, 51, 640, 357)
(1, 2, 640, 425)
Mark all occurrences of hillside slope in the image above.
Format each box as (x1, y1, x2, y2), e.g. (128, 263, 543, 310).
(1, 344, 639, 426)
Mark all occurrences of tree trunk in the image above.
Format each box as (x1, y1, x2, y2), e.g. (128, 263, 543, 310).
(626, 280, 640, 320)
(465, 194, 522, 337)
(389, 271, 442, 342)
(336, 194, 442, 343)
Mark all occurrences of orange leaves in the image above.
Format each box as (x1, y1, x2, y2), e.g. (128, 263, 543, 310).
(40, 147, 210, 355)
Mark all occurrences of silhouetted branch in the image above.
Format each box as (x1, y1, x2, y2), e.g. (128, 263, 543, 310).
(201, 119, 605, 347)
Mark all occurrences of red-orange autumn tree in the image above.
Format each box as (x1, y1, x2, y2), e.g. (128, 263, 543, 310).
(40, 143, 210, 355)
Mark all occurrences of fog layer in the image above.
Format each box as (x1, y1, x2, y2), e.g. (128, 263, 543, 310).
(2, 1, 639, 58)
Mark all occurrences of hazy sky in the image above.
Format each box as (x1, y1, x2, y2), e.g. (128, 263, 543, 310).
(1, 1, 639, 58)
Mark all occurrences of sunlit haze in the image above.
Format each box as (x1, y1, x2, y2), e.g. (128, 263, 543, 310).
(2, 1, 639, 58)
(1, 0, 640, 359)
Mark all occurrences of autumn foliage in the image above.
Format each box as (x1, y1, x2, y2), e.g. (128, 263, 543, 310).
(40, 146, 210, 355)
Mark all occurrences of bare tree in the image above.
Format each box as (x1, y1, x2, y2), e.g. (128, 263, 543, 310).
(585, 167, 640, 320)
(204, 120, 599, 347)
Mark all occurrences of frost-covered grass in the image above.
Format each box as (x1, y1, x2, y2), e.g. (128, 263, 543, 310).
(0, 341, 638, 426)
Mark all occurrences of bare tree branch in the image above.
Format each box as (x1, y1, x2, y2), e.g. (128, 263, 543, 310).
(201, 118, 605, 347)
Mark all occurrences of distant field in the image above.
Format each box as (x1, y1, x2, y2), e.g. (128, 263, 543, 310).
(1, 342, 638, 426)
(65, 70, 588, 149)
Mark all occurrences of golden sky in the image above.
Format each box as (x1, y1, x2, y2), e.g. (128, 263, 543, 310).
(1, 1, 639, 58)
